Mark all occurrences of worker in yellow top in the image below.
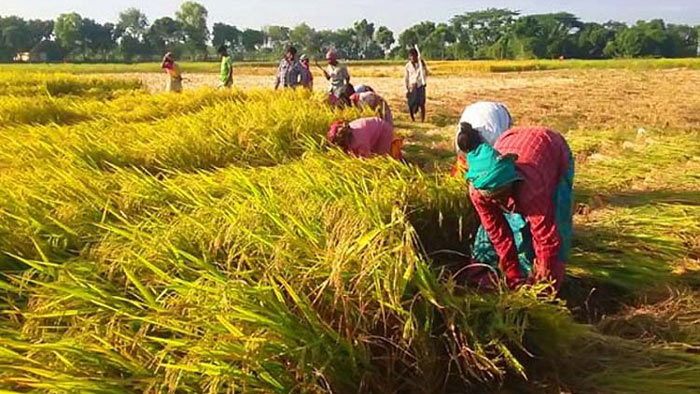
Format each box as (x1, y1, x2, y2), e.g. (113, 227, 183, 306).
(160, 52, 183, 93)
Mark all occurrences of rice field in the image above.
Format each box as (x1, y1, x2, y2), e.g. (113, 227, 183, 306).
(0, 62, 699, 393)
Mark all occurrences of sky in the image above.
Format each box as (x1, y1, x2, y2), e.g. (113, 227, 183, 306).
(1, 0, 699, 33)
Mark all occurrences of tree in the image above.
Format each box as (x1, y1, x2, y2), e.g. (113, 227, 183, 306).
(289, 23, 319, 56)
(607, 20, 673, 58)
(667, 24, 697, 57)
(423, 23, 456, 59)
(397, 21, 436, 58)
(118, 8, 148, 40)
(115, 8, 149, 61)
(0, 17, 30, 60)
(264, 25, 290, 53)
(26, 19, 54, 44)
(374, 26, 394, 57)
(450, 8, 518, 58)
(54, 13, 85, 58)
(353, 19, 375, 59)
(241, 29, 264, 53)
(328, 28, 358, 58)
(212, 23, 239, 49)
(147, 17, 184, 55)
(577, 23, 616, 58)
(81, 19, 115, 60)
(176, 1, 209, 59)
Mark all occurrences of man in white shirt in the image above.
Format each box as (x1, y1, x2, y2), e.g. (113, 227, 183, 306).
(404, 48, 428, 122)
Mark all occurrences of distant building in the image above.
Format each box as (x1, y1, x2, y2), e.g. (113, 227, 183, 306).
(13, 52, 31, 62)
(13, 41, 63, 63)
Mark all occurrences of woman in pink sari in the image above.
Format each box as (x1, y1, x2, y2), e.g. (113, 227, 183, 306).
(327, 118, 402, 160)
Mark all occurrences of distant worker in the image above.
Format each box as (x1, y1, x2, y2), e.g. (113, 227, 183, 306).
(405, 48, 428, 122)
(351, 91, 393, 126)
(462, 126, 575, 292)
(275, 46, 302, 90)
(218, 45, 234, 88)
(327, 118, 402, 160)
(318, 49, 352, 106)
(299, 54, 314, 90)
(161, 52, 182, 93)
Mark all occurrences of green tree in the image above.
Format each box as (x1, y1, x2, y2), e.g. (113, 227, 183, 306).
(607, 20, 674, 58)
(54, 12, 85, 59)
(118, 8, 148, 40)
(147, 17, 184, 56)
(0, 16, 30, 60)
(508, 13, 583, 58)
(577, 22, 616, 58)
(417, 23, 456, 59)
(353, 19, 375, 58)
(265, 25, 290, 53)
(241, 29, 264, 53)
(667, 24, 698, 57)
(374, 26, 394, 57)
(115, 8, 149, 61)
(26, 19, 54, 45)
(397, 21, 436, 58)
(328, 28, 358, 58)
(212, 23, 240, 54)
(176, 1, 209, 59)
(81, 19, 116, 60)
(450, 8, 518, 58)
(289, 23, 319, 56)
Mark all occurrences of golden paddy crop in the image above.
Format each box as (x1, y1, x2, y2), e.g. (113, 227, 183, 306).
(0, 73, 584, 392)
(1, 66, 700, 393)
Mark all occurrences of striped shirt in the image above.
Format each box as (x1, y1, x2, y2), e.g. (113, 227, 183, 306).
(276, 59, 303, 88)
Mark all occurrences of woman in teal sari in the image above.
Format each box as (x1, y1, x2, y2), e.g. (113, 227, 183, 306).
(455, 102, 574, 289)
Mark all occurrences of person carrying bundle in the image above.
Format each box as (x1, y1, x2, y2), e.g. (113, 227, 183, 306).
(405, 48, 428, 122)
(275, 46, 303, 90)
(459, 124, 575, 292)
(350, 91, 393, 126)
(327, 118, 402, 160)
(160, 52, 183, 93)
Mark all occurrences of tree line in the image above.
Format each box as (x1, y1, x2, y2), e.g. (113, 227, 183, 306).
(1, 4, 698, 62)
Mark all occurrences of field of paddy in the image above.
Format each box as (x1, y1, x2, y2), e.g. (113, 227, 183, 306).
(0, 61, 699, 393)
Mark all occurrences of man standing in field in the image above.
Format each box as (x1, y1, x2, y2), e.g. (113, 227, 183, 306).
(320, 49, 352, 104)
(405, 48, 428, 122)
(463, 126, 574, 292)
(275, 46, 303, 90)
(218, 45, 234, 89)
(160, 52, 183, 93)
